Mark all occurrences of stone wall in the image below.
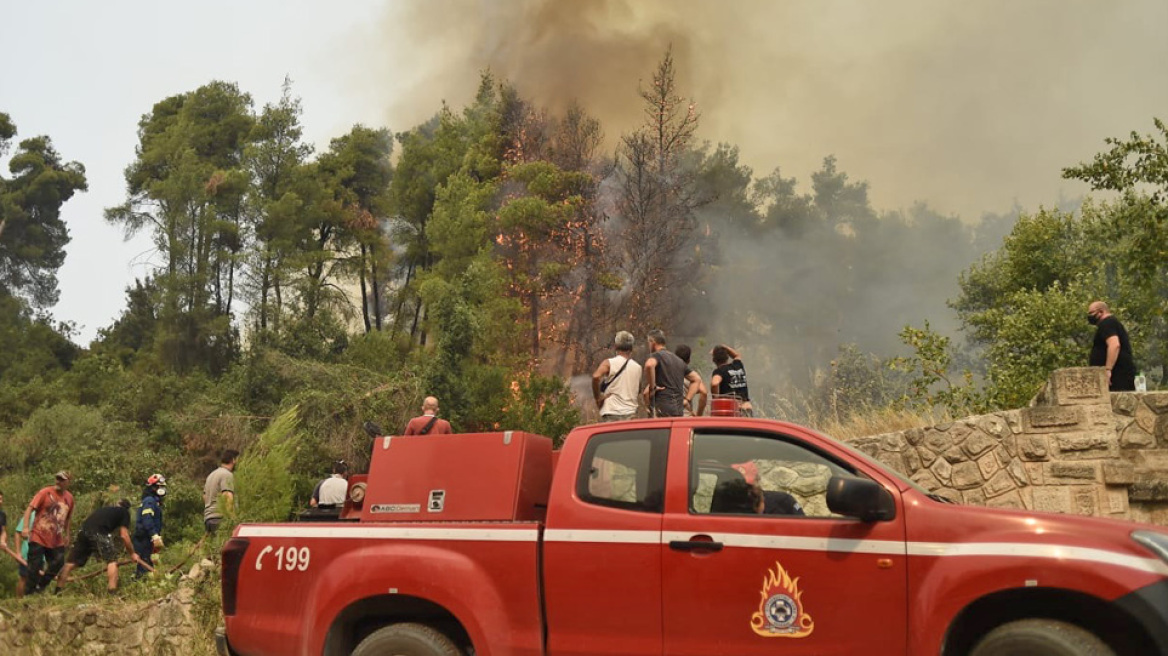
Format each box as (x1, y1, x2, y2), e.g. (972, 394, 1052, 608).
(0, 560, 215, 656)
(848, 367, 1168, 524)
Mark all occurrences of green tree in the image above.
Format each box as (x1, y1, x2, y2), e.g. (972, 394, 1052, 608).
(1064, 118, 1168, 380)
(105, 82, 255, 374)
(242, 80, 315, 334)
(317, 125, 394, 332)
(0, 113, 88, 308)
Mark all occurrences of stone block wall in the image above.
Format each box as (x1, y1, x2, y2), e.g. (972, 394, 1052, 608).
(848, 367, 1168, 524)
(0, 560, 215, 655)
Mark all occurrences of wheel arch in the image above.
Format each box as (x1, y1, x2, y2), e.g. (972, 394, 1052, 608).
(942, 587, 1155, 656)
(323, 594, 472, 656)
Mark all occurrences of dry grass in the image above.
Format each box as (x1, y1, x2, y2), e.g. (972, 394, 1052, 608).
(761, 387, 951, 442)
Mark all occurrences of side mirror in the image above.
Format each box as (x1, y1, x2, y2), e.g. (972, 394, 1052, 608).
(826, 475, 896, 522)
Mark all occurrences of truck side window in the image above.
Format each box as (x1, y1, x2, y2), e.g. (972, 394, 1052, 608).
(691, 432, 854, 518)
(577, 429, 669, 513)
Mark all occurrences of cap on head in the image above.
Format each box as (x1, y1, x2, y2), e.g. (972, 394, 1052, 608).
(55, 471, 71, 482)
(147, 473, 167, 487)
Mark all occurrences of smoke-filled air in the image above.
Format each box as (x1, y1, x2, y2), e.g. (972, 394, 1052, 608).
(351, 0, 1168, 416)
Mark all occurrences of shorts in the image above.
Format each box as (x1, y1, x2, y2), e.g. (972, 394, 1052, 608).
(18, 562, 30, 579)
(205, 517, 222, 533)
(601, 413, 636, 422)
(67, 530, 119, 567)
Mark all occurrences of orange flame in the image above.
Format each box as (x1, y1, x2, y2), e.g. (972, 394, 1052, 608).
(749, 561, 815, 638)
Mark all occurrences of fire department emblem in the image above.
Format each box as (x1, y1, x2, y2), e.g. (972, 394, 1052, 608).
(750, 561, 814, 638)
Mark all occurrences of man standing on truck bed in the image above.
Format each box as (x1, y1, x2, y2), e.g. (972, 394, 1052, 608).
(403, 396, 453, 435)
(592, 330, 643, 422)
(642, 329, 698, 417)
(204, 450, 238, 534)
(711, 344, 753, 416)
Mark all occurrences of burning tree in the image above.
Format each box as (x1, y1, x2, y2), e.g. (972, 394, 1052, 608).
(613, 48, 704, 336)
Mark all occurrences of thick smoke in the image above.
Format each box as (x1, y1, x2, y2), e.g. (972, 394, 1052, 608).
(359, 0, 1168, 414)
(368, 0, 1168, 219)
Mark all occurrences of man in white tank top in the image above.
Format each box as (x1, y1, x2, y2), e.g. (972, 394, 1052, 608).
(591, 330, 644, 421)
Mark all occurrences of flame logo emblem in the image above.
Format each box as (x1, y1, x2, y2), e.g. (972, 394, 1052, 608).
(750, 561, 815, 638)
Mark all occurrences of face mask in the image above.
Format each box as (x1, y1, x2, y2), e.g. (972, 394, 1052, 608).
(1087, 313, 1100, 326)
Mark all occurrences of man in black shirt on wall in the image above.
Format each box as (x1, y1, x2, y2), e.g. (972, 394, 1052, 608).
(56, 499, 153, 594)
(1088, 301, 1136, 391)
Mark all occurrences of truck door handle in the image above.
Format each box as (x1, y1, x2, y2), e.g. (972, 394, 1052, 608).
(669, 538, 724, 552)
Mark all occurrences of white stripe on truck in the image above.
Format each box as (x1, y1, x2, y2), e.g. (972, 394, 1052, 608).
(237, 525, 539, 542)
(236, 525, 1168, 575)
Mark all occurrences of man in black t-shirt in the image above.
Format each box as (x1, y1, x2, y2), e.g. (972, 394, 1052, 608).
(711, 345, 753, 416)
(56, 499, 153, 594)
(1087, 301, 1135, 391)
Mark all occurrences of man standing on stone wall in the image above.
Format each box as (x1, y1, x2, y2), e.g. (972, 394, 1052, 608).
(1087, 301, 1136, 391)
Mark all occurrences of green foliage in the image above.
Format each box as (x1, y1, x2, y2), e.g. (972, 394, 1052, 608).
(0, 403, 171, 494)
(234, 407, 299, 523)
(890, 322, 988, 417)
(501, 375, 581, 446)
(0, 115, 88, 308)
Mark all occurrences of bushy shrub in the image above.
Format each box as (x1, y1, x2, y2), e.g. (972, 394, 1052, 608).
(501, 374, 582, 446)
(234, 407, 300, 523)
(1, 403, 177, 495)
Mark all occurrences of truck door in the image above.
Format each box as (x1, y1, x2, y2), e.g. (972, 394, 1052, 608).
(661, 427, 908, 655)
(544, 427, 669, 656)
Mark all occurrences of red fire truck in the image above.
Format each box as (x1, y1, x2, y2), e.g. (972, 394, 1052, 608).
(216, 417, 1168, 656)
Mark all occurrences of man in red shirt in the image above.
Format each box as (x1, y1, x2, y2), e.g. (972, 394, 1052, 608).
(403, 396, 453, 436)
(20, 471, 74, 595)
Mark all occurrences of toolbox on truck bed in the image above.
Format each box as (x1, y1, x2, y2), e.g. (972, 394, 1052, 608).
(361, 430, 553, 523)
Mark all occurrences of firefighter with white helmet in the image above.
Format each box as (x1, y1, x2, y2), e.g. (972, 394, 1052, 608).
(132, 474, 166, 577)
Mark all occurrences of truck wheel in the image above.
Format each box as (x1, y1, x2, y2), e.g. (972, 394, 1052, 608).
(352, 622, 464, 656)
(970, 619, 1115, 656)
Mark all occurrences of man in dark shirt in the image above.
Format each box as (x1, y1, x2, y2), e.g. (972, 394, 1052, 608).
(643, 330, 700, 417)
(711, 344, 753, 416)
(56, 499, 153, 594)
(1087, 301, 1136, 391)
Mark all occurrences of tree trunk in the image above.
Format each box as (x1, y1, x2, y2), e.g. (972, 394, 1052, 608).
(371, 245, 383, 331)
(359, 244, 371, 333)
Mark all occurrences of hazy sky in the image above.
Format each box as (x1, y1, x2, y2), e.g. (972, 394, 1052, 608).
(3, 1, 1167, 343)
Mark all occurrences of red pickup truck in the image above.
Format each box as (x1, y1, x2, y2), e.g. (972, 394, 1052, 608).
(216, 417, 1168, 656)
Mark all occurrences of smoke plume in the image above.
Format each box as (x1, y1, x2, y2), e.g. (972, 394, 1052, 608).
(367, 0, 1168, 219)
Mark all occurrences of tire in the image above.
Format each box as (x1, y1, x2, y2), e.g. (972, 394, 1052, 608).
(351, 622, 464, 656)
(970, 619, 1115, 656)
